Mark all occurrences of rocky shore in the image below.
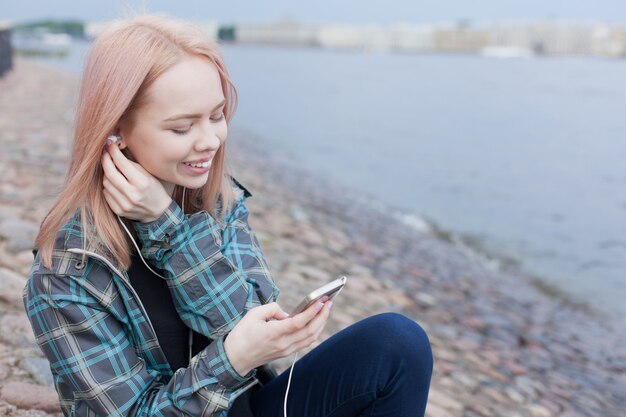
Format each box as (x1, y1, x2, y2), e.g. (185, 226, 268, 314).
(0, 59, 625, 417)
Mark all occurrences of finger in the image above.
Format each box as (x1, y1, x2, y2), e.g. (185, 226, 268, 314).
(283, 301, 332, 346)
(313, 303, 332, 337)
(282, 305, 332, 354)
(290, 299, 325, 326)
(270, 299, 327, 336)
(292, 295, 329, 317)
(252, 302, 290, 321)
(103, 178, 131, 213)
(107, 141, 145, 185)
(102, 152, 132, 191)
(103, 188, 123, 215)
(102, 152, 146, 205)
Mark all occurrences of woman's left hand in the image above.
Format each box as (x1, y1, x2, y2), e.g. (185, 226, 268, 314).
(101, 141, 172, 223)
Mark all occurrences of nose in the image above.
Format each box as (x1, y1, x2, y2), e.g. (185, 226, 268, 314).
(194, 125, 222, 153)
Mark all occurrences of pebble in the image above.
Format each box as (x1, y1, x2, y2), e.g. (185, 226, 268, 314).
(0, 382, 61, 413)
(0, 267, 27, 306)
(287, 205, 309, 222)
(527, 403, 553, 417)
(427, 390, 464, 413)
(0, 218, 38, 253)
(502, 359, 528, 376)
(415, 292, 437, 307)
(482, 386, 510, 403)
(0, 313, 36, 348)
(504, 387, 525, 403)
(0, 363, 9, 380)
(539, 398, 563, 415)
(295, 264, 332, 282)
(20, 357, 55, 388)
(450, 373, 478, 391)
(425, 402, 459, 417)
(465, 403, 493, 417)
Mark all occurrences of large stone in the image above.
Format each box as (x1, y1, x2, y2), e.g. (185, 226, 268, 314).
(14, 250, 36, 275)
(0, 363, 9, 380)
(0, 312, 36, 348)
(0, 267, 27, 306)
(0, 382, 60, 413)
(20, 357, 54, 388)
(0, 218, 38, 253)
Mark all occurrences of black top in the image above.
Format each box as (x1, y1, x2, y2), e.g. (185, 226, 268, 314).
(128, 251, 211, 371)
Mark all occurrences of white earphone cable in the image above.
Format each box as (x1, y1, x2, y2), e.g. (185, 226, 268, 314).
(116, 187, 297, 415)
(116, 187, 188, 280)
(284, 352, 299, 417)
(118, 215, 167, 279)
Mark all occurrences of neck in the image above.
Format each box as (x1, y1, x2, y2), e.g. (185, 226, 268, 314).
(161, 180, 176, 197)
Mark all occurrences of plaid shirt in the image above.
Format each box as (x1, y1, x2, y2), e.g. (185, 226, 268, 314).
(23, 178, 280, 417)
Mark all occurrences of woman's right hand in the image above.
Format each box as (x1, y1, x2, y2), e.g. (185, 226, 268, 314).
(101, 140, 172, 223)
(223, 299, 333, 376)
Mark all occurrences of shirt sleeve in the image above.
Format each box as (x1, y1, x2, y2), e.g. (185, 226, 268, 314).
(132, 180, 281, 340)
(23, 272, 257, 417)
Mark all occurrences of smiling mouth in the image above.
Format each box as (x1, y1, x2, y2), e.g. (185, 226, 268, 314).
(182, 160, 212, 168)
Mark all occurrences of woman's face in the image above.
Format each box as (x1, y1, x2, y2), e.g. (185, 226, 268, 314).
(119, 56, 227, 195)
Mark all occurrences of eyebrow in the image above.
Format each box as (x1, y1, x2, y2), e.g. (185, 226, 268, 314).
(162, 99, 226, 122)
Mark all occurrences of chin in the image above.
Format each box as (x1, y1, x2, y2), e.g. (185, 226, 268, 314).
(180, 177, 210, 190)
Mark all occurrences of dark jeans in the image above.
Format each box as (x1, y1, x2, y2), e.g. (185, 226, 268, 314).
(247, 312, 433, 417)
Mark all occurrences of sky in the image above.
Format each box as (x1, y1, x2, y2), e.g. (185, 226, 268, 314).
(2, 0, 626, 27)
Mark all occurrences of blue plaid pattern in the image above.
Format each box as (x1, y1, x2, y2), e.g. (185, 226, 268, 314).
(23, 178, 280, 416)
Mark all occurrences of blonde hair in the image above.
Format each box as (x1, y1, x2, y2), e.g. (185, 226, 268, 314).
(36, 14, 239, 270)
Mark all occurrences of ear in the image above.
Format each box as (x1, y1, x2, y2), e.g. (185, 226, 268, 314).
(111, 127, 128, 150)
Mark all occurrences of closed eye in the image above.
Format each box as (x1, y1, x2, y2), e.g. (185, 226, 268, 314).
(171, 124, 192, 135)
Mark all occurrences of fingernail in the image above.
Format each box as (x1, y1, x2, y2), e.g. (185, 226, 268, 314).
(106, 139, 112, 147)
(315, 302, 324, 312)
(328, 301, 333, 309)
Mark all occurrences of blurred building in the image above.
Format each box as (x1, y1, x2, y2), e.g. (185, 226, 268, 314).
(236, 18, 319, 46)
(0, 21, 12, 77)
(81, 18, 626, 58)
(388, 24, 435, 52)
(84, 20, 220, 40)
(234, 19, 626, 58)
(433, 24, 490, 53)
(316, 23, 435, 52)
(487, 20, 626, 57)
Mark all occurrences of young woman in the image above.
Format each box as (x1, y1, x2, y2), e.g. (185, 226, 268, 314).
(23, 14, 433, 417)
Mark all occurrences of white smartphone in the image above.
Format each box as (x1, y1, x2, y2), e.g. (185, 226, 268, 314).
(290, 276, 347, 316)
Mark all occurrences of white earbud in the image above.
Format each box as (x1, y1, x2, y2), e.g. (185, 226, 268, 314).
(107, 134, 121, 144)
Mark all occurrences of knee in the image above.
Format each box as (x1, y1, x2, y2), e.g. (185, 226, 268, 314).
(358, 313, 433, 372)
